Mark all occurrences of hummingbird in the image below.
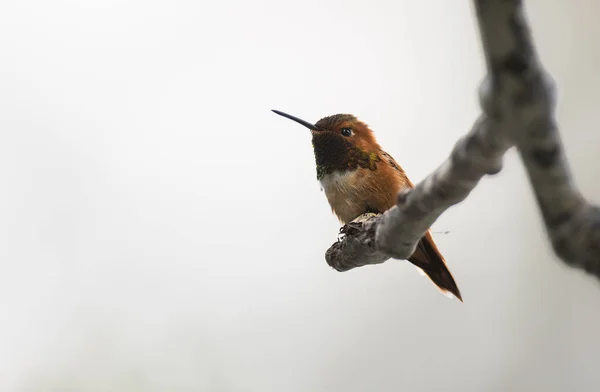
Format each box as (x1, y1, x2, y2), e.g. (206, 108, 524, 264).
(272, 109, 462, 302)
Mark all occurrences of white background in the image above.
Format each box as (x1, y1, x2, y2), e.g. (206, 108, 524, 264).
(2, 0, 600, 390)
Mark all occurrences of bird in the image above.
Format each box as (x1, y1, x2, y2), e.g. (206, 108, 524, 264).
(272, 109, 462, 302)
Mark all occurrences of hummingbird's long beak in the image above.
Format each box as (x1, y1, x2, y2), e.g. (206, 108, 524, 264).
(272, 109, 320, 131)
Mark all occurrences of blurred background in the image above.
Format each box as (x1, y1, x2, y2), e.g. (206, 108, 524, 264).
(1, 0, 600, 390)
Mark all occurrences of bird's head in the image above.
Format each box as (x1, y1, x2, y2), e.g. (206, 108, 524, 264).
(272, 109, 381, 179)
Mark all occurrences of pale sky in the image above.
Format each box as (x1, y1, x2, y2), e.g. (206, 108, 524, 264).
(2, 0, 600, 391)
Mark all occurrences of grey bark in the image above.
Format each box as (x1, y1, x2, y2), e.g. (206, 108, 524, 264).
(326, 0, 600, 279)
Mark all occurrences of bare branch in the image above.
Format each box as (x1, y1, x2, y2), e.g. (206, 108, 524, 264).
(376, 115, 511, 259)
(325, 214, 388, 271)
(326, 0, 600, 279)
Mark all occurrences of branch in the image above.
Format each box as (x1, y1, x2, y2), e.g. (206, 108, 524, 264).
(326, 213, 389, 271)
(326, 0, 600, 279)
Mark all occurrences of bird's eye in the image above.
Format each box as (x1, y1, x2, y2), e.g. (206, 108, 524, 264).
(340, 127, 352, 137)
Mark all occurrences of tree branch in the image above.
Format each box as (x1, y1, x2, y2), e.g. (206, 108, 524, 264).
(326, 0, 600, 279)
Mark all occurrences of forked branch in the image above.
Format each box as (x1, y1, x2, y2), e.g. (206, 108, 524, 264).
(326, 0, 600, 279)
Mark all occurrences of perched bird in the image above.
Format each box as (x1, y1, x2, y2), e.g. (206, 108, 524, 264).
(272, 109, 462, 301)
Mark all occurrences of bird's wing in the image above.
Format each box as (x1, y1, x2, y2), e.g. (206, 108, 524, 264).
(379, 151, 461, 300)
(379, 149, 415, 188)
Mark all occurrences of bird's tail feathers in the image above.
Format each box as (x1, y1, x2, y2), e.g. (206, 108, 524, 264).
(408, 231, 462, 302)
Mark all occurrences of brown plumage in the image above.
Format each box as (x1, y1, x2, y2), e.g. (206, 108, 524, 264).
(273, 110, 462, 302)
